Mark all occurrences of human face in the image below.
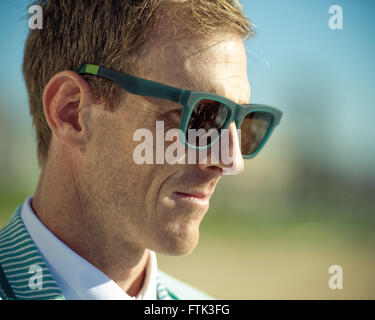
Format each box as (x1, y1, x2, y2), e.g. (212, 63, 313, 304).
(79, 33, 250, 255)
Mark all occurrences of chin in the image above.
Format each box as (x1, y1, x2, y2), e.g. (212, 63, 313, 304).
(159, 221, 201, 256)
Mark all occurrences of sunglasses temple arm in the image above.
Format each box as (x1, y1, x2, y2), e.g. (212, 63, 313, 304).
(77, 64, 189, 104)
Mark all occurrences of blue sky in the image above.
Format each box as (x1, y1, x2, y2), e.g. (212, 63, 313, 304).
(243, 0, 375, 176)
(0, 0, 374, 178)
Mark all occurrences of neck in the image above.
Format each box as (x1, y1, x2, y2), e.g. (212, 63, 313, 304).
(32, 157, 149, 297)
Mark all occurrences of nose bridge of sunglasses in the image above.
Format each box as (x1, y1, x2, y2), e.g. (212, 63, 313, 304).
(232, 105, 248, 128)
(219, 116, 243, 148)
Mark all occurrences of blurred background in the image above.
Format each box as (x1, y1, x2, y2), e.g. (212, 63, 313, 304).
(0, 0, 374, 299)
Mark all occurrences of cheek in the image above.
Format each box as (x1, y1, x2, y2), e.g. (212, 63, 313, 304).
(84, 105, 183, 205)
(82, 115, 137, 196)
(85, 112, 169, 204)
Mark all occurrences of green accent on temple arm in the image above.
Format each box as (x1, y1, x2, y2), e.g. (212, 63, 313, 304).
(77, 64, 98, 75)
(86, 64, 99, 75)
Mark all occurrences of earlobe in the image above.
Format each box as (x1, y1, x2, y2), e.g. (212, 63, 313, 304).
(43, 71, 93, 148)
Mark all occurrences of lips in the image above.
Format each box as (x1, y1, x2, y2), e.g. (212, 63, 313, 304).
(172, 191, 212, 208)
(174, 192, 209, 200)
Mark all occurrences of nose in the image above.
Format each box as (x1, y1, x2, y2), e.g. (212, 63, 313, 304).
(196, 122, 244, 176)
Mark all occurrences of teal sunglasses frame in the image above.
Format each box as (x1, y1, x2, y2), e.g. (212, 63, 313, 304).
(77, 64, 282, 159)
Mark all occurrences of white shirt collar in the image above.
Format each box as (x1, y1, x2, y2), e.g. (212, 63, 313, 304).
(21, 196, 157, 300)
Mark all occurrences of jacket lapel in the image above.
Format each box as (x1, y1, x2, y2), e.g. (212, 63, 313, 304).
(0, 205, 64, 300)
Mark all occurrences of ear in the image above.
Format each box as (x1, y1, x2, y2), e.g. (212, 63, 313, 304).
(43, 70, 96, 150)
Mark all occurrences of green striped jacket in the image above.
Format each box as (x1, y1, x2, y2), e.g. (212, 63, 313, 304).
(0, 205, 212, 300)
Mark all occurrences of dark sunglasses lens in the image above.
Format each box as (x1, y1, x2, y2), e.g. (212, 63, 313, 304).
(240, 112, 273, 156)
(187, 99, 229, 147)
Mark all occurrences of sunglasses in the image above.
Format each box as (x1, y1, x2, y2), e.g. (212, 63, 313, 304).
(77, 64, 282, 159)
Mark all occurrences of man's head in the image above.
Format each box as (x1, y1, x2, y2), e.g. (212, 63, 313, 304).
(23, 0, 253, 256)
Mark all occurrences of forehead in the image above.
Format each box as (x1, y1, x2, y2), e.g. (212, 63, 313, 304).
(139, 32, 250, 104)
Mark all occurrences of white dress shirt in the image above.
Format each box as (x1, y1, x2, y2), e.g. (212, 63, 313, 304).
(20, 196, 157, 300)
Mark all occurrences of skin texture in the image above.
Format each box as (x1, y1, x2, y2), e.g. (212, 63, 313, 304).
(32, 31, 250, 296)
